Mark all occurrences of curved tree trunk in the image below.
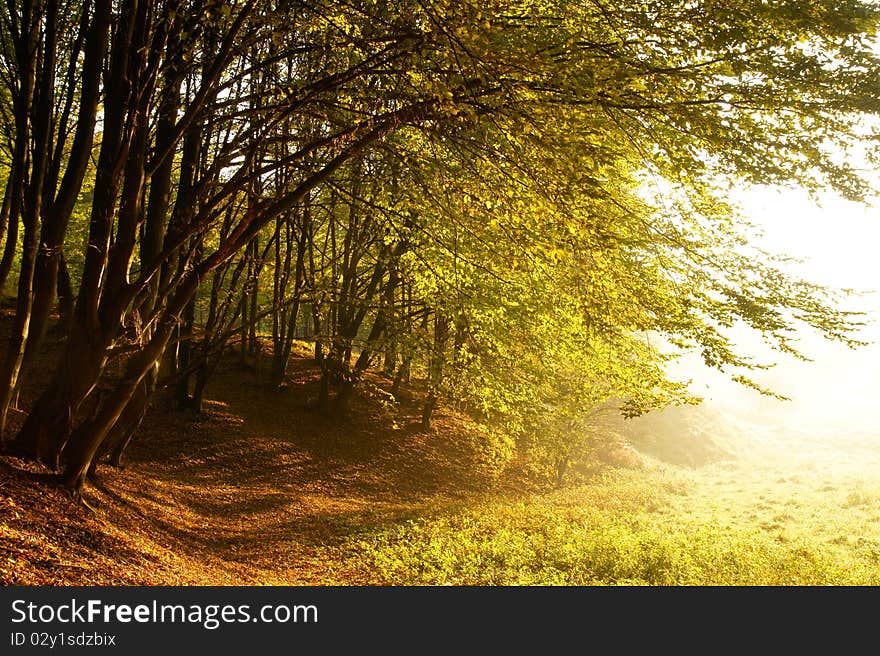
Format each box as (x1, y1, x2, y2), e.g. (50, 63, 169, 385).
(101, 375, 153, 468)
(62, 319, 177, 496)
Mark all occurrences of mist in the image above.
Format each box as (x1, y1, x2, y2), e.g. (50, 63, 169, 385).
(633, 185, 880, 468)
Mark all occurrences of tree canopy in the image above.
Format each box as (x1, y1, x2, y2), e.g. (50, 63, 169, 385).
(0, 0, 878, 495)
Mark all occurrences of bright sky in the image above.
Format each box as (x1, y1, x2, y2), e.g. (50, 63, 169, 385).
(675, 185, 880, 440)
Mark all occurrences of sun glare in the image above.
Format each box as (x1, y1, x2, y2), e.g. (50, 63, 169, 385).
(675, 184, 880, 452)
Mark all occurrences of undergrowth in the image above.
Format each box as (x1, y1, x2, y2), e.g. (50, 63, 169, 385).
(330, 467, 880, 585)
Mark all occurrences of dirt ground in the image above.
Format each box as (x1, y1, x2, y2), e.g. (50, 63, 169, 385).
(0, 346, 521, 585)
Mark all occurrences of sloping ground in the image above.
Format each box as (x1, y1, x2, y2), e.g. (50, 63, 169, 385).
(0, 354, 523, 585)
(0, 323, 749, 586)
(7, 352, 880, 585)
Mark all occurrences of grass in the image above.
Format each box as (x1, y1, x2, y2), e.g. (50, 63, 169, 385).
(321, 463, 880, 586)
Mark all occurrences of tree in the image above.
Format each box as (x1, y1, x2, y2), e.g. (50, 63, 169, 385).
(0, 0, 878, 499)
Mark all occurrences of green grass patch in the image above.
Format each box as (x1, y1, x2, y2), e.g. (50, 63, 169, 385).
(327, 466, 880, 585)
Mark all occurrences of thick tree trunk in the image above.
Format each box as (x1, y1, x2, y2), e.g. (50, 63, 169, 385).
(8, 328, 107, 466)
(0, 0, 52, 434)
(24, 0, 110, 366)
(62, 319, 177, 496)
(8, 0, 139, 456)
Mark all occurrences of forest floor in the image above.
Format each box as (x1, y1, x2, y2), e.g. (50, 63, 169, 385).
(4, 337, 880, 585)
(0, 340, 537, 585)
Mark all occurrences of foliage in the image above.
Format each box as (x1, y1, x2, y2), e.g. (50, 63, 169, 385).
(1, 0, 880, 488)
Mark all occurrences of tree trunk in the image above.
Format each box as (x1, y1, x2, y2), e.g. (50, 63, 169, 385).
(420, 313, 450, 431)
(0, 0, 52, 434)
(0, 187, 20, 295)
(23, 0, 110, 367)
(7, 0, 140, 457)
(94, 374, 152, 468)
(420, 392, 438, 430)
(174, 294, 197, 409)
(55, 250, 74, 333)
(391, 355, 411, 398)
(8, 328, 107, 466)
(190, 362, 209, 413)
(62, 318, 177, 496)
(0, 178, 14, 295)
(0, 0, 37, 296)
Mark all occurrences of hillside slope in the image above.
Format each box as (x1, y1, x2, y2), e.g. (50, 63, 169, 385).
(0, 353, 527, 585)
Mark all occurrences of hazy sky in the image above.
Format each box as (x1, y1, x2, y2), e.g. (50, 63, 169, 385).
(673, 184, 880, 439)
